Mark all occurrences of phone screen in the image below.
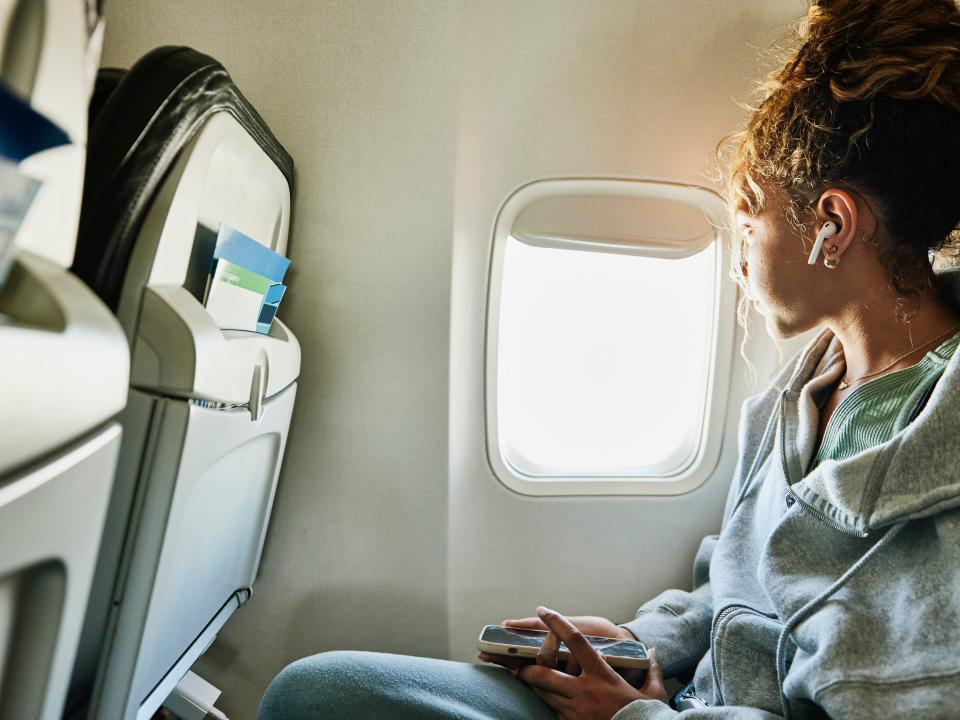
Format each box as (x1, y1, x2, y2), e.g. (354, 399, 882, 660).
(480, 626, 647, 660)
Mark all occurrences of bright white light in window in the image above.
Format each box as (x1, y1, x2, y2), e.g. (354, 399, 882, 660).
(497, 237, 716, 477)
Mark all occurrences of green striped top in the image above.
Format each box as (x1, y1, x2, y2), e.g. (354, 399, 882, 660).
(815, 330, 960, 464)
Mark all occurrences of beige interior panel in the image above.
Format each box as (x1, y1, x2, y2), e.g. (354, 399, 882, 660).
(100, 2, 807, 716)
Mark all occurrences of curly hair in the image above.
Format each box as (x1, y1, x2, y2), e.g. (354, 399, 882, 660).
(720, 0, 960, 328)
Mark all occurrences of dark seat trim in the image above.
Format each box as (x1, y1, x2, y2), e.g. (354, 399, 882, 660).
(73, 46, 294, 310)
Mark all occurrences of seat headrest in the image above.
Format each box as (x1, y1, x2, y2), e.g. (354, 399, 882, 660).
(73, 46, 293, 310)
(88, 66, 125, 129)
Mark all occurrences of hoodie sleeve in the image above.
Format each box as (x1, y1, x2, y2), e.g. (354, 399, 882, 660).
(610, 672, 960, 720)
(612, 699, 783, 720)
(617, 394, 757, 680)
(811, 676, 960, 719)
(618, 342, 812, 681)
(618, 534, 717, 678)
(616, 399, 748, 679)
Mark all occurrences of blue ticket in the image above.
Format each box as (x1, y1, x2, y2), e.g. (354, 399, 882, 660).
(212, 223, 290, 283)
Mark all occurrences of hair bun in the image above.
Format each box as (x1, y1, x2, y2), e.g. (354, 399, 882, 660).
(795, 0, 960, 105)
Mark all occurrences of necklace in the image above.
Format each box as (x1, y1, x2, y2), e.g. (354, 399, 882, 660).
(838, 321, 960, 391)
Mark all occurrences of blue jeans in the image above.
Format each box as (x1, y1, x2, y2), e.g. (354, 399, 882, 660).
(258, 651, 559, 719)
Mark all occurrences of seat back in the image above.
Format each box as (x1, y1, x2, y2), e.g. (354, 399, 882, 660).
(0, 3, 129, 720)
(73, 46, 293, 314)
(68, 46, 300, 720)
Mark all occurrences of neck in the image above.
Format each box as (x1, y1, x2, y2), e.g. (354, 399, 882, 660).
(829, 286, 960, 382)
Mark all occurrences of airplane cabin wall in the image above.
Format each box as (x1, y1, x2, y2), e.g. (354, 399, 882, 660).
(99, 1, 807, 717)
(446, 0, 807, 662)
(101, 3, 460, 717)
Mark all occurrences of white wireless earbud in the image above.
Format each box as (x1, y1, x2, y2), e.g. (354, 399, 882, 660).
(807, 221, 838, 265)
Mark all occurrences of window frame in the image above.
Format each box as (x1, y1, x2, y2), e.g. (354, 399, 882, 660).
(484, 177, 736, 497)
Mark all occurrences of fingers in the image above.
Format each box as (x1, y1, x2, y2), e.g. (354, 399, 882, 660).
(477, 653, 529, 671)
(517, 663, 577, 697)
(565, 652, 581, 677)
(536, 630, 560, 669)
(502, 617, 549, 630)
(616, 667, 644, 686)
(527, 684, 572, 714)
(536, 606, 606, 675)
(640, 647, 667, 703)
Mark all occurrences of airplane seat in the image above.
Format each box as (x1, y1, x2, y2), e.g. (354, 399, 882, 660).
(67, 46, 300, 720)
(86, 66, 124, 132)
(0, 2, 130, 720)
(74, 45, 293, 312)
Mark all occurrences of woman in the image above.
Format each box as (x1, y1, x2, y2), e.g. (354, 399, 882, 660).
(259, 0, 960, 717)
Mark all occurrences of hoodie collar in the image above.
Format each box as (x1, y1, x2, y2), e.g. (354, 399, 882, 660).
(782, 300, 960, 535)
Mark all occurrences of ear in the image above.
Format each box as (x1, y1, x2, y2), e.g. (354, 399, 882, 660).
(816, 189, 859, 259)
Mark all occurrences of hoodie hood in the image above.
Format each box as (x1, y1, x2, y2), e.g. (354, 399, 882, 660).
(784, 269, 960, 535)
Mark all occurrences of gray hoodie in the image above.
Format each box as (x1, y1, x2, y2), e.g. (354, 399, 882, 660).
(615, 301, 960, 718)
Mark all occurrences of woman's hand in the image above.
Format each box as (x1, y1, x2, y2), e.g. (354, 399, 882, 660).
(478, 614, 636, 672)
(516, 606, 668, 720)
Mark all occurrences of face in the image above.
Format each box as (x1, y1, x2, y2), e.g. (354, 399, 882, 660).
(736, 190, 829, 339)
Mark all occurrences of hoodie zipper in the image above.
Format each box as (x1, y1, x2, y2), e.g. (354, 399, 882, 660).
(779, 397, 869, 539)
(710, 602, 778, 705)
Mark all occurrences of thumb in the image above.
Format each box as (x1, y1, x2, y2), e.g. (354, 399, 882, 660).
(640, 648, 667, 702)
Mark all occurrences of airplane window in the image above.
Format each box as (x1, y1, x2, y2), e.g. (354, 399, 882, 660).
(485, 178, 735, 496)
(497, 236, 715, 478)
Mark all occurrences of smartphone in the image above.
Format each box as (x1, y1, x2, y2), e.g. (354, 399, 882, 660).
(478, 625, 650, 669)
